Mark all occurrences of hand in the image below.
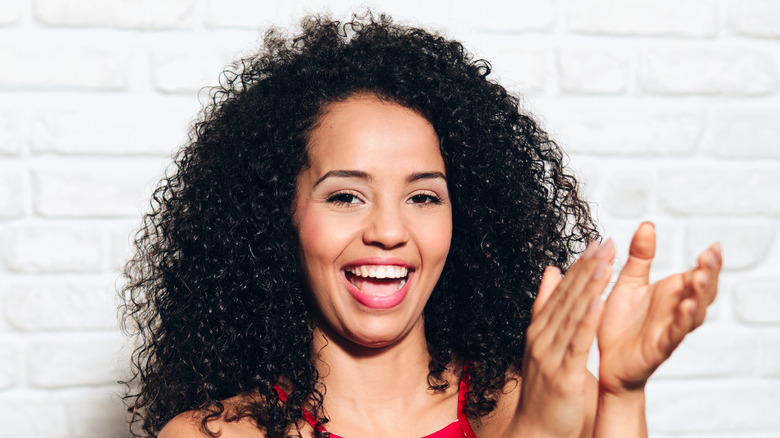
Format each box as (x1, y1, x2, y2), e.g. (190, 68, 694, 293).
(597, 222, 722, 395)
(513, 240, 615, 438)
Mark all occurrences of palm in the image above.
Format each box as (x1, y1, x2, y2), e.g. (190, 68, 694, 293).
(599, 278, 678, 391)
(597, 223, 720, 394)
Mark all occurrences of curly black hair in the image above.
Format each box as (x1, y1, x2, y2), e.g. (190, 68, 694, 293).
(121, 11, 599, 438)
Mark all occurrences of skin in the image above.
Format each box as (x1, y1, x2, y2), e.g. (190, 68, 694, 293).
(293, 95, 457, 437)
(506, 240, 614, 438)
(293, 94, 452, 351)
(158, 96, 722, 438)
(593, 223, 721, 437)
(511, 222, 722, 438)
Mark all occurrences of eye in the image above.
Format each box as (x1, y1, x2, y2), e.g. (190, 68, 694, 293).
(407, 193, 442, 205)
(326, 192, 362, 206)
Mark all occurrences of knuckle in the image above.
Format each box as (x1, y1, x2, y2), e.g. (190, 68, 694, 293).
(561, 313, 575, 330)
(568, 340, 590, 356)
(527, 343, 547, 363)
(547, 376, 572, 396)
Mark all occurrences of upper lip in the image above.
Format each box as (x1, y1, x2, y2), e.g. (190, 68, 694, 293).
(343, 257, 415, 269)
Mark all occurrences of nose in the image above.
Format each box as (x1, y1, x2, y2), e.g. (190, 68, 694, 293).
(362, 200, 410, 249)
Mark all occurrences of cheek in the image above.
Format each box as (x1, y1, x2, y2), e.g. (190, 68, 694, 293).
(296, 209, 320, 253)
(294, 205, 327, 270)
(294, 204, 355, 269)
(418, 213, 453, 264)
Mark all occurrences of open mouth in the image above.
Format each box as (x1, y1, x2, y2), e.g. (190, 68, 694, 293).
(344, 265, 411, 297)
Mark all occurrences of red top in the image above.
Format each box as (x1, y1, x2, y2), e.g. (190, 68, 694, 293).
(273, 368, 477, 438)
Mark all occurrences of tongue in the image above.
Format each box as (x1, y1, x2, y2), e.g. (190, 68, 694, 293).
(352, 277, 402, 297)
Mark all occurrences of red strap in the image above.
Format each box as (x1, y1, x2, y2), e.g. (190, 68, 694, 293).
(457, 363, 477, 438)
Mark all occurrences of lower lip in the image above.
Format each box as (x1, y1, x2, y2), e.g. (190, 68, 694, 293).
(342, 271, 413, 310)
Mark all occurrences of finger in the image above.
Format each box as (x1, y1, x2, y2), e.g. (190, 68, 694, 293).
(547, 239, 614, 326)
(564, 287, 605, 373)
(646, 263, 711, 346)
(695, 242, 722, 307)
(690, 272, 710, 328)
(581, 239, 600, 260)
(648, 271, 692, 327)
(526, 243, 602, 350)
(534, 266, 563, 314)
(533, 240, 603, 323)
(659, 297, 697, 358)
(546, 256, 613, 361)
(678, 242, 722, 326)
(613, 222, 656, 290)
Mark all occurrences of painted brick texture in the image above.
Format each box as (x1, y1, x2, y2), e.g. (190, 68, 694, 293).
(1, 1, 778, 437)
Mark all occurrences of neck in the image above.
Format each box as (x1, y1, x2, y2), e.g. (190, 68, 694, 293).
(308, 318, 461, 437)
(312, 318, 433, 405)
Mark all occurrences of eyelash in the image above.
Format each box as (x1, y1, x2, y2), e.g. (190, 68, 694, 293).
(324, 192, 443, 206)
(326, 192, 362, 206)
(407, 193, 442, 205)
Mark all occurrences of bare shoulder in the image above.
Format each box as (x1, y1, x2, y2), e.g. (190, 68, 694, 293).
(159, 408, 267, 438)
(158, 411, 210, 438)
(471, 371, 599, 438)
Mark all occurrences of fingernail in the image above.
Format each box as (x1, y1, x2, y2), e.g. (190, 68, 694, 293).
(595, 238, 614, 260)
(713, 242, 722, 261)
(592, 260, 609, 279)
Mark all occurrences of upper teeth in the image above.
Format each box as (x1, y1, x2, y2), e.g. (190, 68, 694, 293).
(347, 265, 409, 279)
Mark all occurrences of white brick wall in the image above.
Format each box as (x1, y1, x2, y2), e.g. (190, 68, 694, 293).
(0, 111, 24, 155)
(566, 0, 718, 37)
(711, 107, 780, 159)
(0, 0, 21, 25)
(647, 381, 780, 431)
(1, 223, 104, 273)
(557, 48, 629, 94)
(726, 0, 780, 39)
(0, 43, 132, 91)
(4, 278, 119, 331)
(0, 1, 778, 437)
(34, 0, 196, 29)
(638, 48, 777, 96)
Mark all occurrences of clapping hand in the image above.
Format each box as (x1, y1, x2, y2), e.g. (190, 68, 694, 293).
(513, 223, 721, 438)
(597, 222, 722, 395)
(514, 240, 615, 437)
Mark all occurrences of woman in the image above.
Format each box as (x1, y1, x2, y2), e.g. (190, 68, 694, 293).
(121, 13, 722, 438)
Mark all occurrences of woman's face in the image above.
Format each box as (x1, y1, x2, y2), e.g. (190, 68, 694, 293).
(293, 95, 452, 348)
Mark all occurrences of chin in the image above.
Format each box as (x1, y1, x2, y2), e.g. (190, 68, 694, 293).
(334, 315, 424, 351)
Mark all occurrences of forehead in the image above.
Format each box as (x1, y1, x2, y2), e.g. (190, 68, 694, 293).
(305, 96, 444, 174)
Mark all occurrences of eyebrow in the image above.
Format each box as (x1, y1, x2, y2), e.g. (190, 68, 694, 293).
(313, 170, 447, 187)
(314, 170, 371, 187)
(407, 171, 447, 183)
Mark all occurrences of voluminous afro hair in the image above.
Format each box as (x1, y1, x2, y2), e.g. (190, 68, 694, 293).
(121, 11, 599, 438)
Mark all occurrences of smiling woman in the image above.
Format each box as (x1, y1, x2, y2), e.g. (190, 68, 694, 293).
(294, 96, 452, 348)
(120, 11, 721, 438)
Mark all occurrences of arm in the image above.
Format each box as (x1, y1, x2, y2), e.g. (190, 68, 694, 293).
(594, 222, 721, 437)
(594, 388, 646, 438)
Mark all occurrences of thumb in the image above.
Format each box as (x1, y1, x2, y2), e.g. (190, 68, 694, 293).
(613, 221, 656, 290)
